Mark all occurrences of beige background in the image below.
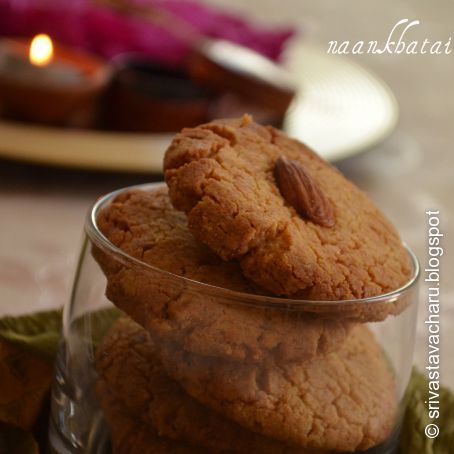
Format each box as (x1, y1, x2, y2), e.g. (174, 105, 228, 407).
(0, 0, 453, 385)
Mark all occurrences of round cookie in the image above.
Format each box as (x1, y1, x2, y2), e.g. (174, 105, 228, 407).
(93, 187, 352, 365)
(158, 325, 398, 453)
(164, 116, 412, 318)
(95, 317, 316, 454)
(98, 390, 197, 454)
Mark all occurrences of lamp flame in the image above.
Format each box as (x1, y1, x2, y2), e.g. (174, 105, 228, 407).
(29, 34, 53, 66)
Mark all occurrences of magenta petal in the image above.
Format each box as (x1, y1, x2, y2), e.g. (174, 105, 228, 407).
(0, 0, 296, 65)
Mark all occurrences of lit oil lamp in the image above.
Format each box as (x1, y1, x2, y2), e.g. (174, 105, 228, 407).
(30, 33, 54, 66)
(0, 34, 111, 126)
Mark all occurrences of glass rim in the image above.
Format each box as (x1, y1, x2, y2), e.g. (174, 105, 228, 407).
(86, 182, 420, 310)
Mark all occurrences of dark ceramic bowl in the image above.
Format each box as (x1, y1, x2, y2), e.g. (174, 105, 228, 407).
(102, 56, 213, 132)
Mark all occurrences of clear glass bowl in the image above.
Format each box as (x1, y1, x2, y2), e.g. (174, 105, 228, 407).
(49, 183, 420, 454)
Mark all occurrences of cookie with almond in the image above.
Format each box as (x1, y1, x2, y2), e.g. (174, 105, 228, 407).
(164, 116, 412, 319)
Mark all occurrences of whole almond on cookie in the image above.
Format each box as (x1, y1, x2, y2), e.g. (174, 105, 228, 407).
(274, 156, 335, 227)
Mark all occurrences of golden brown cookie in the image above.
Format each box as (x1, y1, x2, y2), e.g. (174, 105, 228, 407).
(94, 187, 351, 365)
(158, 325, 397, 453)
(95, 318, 316, 454)
(0, 340, 53, 430)
(98, 390, 197, 454)
(164, 116, 411, 316)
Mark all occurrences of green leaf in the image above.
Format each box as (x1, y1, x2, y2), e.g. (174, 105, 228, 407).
(0, 307, 122, 361)
(0, 423, 39, 454)
(0, 310, 62, 360)
(436, 377, 454, 454)
(399, 368, 454, 453)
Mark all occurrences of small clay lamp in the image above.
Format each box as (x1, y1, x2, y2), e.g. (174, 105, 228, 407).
(0, 34, 112, 126)
(102, 55, 212, 132)
(188, 39, 297, 117)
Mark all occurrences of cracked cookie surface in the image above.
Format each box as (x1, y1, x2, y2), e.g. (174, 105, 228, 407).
(158, 324, 397, 453)
(97, 388, 197, 454)
(94, 187, 351, 365)
(96, 318, 317, 453)
(164, 116, 411, 318)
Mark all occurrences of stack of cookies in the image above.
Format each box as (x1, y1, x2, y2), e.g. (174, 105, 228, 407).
(93, 116, 412, 453)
